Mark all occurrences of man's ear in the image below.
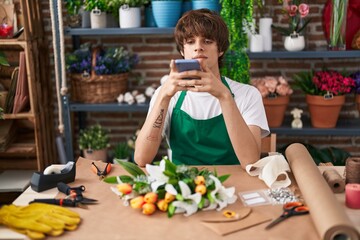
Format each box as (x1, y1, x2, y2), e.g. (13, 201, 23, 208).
(219, 51, 224, 57)
(180, 51, 184, 57)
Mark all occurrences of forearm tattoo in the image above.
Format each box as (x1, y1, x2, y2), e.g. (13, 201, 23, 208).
(147, 109, 164, 142)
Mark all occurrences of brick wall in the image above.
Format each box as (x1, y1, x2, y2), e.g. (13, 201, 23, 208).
(40, 0, 360, 159)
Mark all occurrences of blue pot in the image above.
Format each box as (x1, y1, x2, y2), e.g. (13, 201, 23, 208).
(182, 1, 192, 15)
(145, 5, 157, 27)
(192, 0, 221, 13)
(152, 1, 182, 28)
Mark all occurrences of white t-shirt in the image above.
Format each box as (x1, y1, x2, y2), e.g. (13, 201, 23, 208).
(148, 76, 270, 143)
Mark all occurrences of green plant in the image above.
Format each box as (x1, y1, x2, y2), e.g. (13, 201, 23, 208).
(0, 51, 9, 119)
(107, 0, 149, 8)
(329, 0, 347, 48)
(113, 142, 131, 160)
(79, 124, 110, 151)
(220, 0, 252, 83)
(65, 0, 83, 15)
(84, 0, 108, 12)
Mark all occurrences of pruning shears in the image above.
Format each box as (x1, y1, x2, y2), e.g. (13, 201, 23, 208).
(91, 162, 112, 180)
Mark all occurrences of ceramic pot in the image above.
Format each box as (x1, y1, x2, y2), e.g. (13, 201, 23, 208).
(192, 0, 220, 13)
(119, 5, 141, 28)
(306, 94, 345, 128)
(259, 18, 272, 52)
(284, 35, 305, 51)
(90, 8, 106, 29)
(152, 1, 182, 27)
(83, 149, 108, 162)
(356, 94, 360, 114)
(263, 95, 290, 128)
(250, 34, 264, 52)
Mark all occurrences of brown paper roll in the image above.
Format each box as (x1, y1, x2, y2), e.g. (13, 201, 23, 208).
(322, 169, 345, 193)
(285, 143, 359, 240)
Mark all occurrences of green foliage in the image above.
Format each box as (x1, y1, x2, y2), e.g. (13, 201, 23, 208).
(278, 143, 350, 166)
(84, 0, 108, 12)
(292, 70, 319, 95)
(78, 124, 110, 150)
(114, 159, 146, 176)
(0, 51, 9, 67)
(107, 0, 149, 8)
(65, 0, 83, 15)
(113, 142, 132, 159)
(220, 0, 252, 83)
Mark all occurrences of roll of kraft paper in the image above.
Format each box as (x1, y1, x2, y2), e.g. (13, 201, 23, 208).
(322, 169, 345, 193)
(285, 143, 359, 240)
(345, 184, 360, 209)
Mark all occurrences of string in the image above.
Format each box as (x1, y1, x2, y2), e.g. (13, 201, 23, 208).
(322, 169, 345, 193)
(345, 157, 360, 184)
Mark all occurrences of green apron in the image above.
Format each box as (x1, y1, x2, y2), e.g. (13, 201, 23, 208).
(169, 77, 239, 165)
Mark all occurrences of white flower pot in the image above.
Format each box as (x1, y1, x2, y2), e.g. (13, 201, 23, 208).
(284, 35, 305, 52)
(250, 34, 264, 52)
(119, 5, 141, 28)
(259, 18, 272, 52)
(90, 8, 107, 29)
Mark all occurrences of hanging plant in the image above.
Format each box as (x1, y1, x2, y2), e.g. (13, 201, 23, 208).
(220, 0, 253, 83)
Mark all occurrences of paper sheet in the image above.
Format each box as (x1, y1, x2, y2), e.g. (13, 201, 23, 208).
(285, 143, 359, 240)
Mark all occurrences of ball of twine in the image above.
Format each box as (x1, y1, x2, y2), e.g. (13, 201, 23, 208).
(345, 157, 360, 184)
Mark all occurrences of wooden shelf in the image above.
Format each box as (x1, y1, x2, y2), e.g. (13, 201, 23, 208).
(3, 112, 34, 119)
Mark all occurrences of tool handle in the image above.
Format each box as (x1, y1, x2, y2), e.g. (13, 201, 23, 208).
(31, 198, 77, 207)
(57, 182, 71, 195)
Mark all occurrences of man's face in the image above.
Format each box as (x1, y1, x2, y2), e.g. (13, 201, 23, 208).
(182, 36, 223, 72)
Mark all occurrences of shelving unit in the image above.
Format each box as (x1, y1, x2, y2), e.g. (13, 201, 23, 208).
(0, 0, 56, 171)
(60, 26, 360, 161)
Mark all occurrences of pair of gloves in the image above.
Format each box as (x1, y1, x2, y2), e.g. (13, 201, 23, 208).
(0, 203, 81, 239)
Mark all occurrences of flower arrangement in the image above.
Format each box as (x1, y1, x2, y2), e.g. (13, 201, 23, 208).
(250, 76, 293, 98)
(350, 71, 360, 94)
(79, 124, 110, 151)
(272, 0, 311, 36)
(293, 70, 355, 97)
(66, 45, 139, 75)
(104, 158, 237, 217)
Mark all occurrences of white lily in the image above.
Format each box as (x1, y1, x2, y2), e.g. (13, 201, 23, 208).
(146, 160, 168, 192)
(166, 181, 202, 217)
(209, 175, 237, 211)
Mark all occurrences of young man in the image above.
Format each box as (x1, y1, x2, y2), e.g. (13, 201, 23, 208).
(134, 9, 269, 168)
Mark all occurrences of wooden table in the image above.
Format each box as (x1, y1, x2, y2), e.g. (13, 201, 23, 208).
(1, 158, 359, 240)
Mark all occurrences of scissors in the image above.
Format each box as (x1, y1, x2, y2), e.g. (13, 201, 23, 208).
(91, 162, 112, 179)
(265, 201, 309, 230)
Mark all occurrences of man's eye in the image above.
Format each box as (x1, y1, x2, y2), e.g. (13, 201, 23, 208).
(205, 40, 213, 44)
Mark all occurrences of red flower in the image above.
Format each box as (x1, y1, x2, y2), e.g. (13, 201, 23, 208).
(312, 71, 355, 96)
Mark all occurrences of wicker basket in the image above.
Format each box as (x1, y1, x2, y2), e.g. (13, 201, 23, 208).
(70, 48, 129, 103)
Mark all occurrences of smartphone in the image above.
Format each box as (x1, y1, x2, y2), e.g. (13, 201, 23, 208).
(175, 59, 201, 72)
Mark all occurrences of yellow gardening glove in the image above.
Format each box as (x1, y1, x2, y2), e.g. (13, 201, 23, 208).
(0, 203, 81, 239)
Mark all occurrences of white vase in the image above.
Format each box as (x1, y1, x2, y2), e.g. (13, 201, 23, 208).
(90, 8, 107, 29)
(119, 5, 141, 28)
(259, 18, 272, 52)
(250, 34, 264, 52)
(284, 35, 305, 52)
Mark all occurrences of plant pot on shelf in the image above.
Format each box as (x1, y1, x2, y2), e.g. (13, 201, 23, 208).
(192, 0, 221, 13)
(151, 0, 182, 28)
(119, 5, 141, 28)
(284, 34, 305, 51)
(263, 95, 290, 128)
(83, 149, 108, 162)
(90, 8, 107, 29)
(306, 94, 345, 128)
(356, 94, 360, 114)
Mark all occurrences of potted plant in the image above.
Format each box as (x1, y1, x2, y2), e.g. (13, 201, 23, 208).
(65, 0, 83, 27)
(84, 0, 108, 28)
(251, 76, 293, 127)
(271, 0, 311, 51)
(108, 0, 149, 28)
(293, 70, 355, 128)
(350, 71, 360, 114)
(79, 124, 110, 162)
(151, 0, 183, 28)
(113, 142, 131, 162)
(65, 44, 139, 103)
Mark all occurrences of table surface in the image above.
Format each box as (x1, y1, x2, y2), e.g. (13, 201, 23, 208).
(0, 159, 359, 240)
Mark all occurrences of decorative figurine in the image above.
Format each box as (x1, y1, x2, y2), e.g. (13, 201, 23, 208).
(291, 108, 303, 129)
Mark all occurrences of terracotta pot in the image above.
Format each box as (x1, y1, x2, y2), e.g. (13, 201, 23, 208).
(263, 95, 290, 128)
(306, 94, 345, 128)
(83, 149, 108, 162)
(356, 94, 360, 114)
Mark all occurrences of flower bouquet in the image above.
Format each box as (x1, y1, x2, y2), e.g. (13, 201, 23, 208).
(251, 76, 293, 127)
(104, 157, 237, 217)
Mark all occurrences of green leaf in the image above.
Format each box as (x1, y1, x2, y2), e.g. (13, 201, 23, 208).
(207, 191, 215, 204)
(218, 174, 230, 183)
(164, 159, 177, 175)
(103, 175, 134, 184)
(168, 203, 176, 218)
(198, 197, 205, 209)
(115, 159, 145, 176)
(163, 170, 176, 177)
